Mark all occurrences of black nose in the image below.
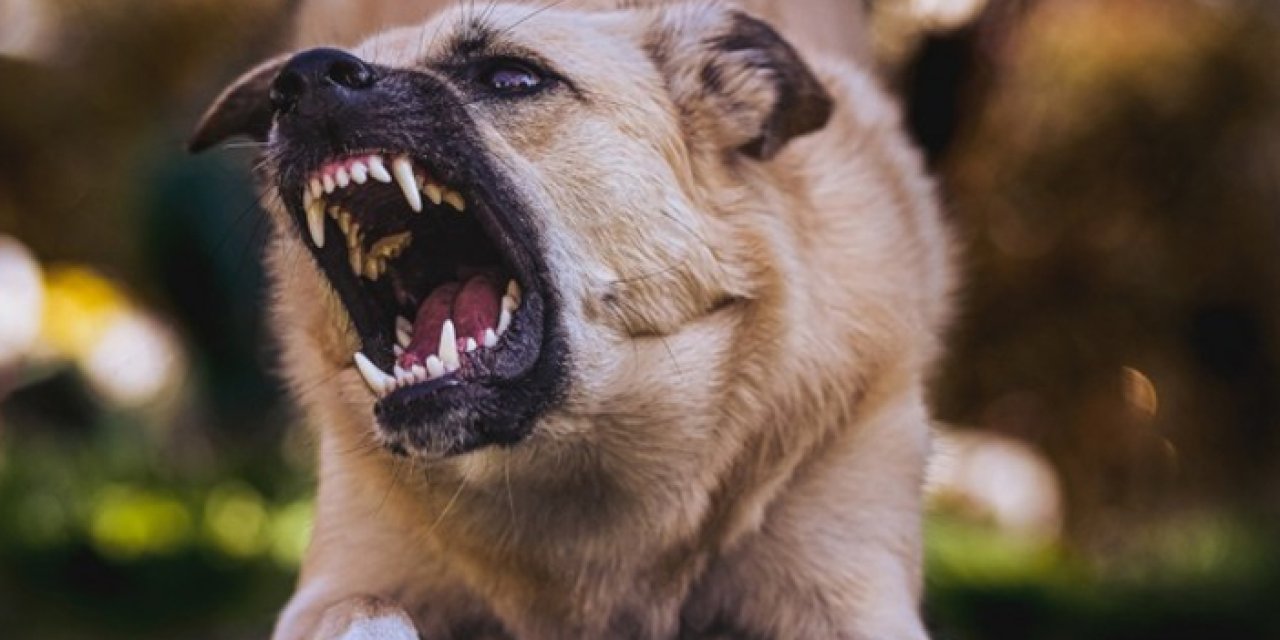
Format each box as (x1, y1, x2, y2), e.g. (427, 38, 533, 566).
(269, 48, 375, 114)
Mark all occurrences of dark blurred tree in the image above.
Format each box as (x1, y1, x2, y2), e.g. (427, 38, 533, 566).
(921, 0, 1280, 548)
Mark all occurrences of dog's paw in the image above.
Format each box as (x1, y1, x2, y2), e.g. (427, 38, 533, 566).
(314, 596, 420, 640)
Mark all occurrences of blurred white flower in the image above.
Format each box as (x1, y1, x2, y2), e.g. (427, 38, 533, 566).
(928, 429, 1064, 540)
(0, 235, 44, 369)
(82, 310, 183, 407)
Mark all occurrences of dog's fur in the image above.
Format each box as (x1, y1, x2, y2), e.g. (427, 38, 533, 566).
(195, 1, 951, 638)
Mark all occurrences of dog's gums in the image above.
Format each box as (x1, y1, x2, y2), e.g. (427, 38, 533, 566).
(298, 152, 523, 397)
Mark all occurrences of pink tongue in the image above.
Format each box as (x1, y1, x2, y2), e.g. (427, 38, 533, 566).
(454, 273, 503, 343)
(398, 274, 503, 369)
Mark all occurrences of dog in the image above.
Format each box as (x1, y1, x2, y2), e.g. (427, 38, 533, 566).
(190, 1, 952, 638)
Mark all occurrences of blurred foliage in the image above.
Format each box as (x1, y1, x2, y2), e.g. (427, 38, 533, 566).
(929, 0, 1280, 542)
(0, 0, 1278, 637)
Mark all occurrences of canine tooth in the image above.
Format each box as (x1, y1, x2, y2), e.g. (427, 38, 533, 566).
(443, 190, 466, 212)
(306, 198, 326, 248)
(322, 173, 336, 194)
(497, 308, 512, 335)
(506, 280, 522, 305)
(483, 328, 498, 348)
(367, 156, 392, 183)
(502, 294, 517, 313)
(396, 316, 413, 335)
(391, 156, 423, 213)
(354, 352, 394, 396)
(465, 338, 478, 353)
(424, 182, 443, 206)
(309, 178, 323, 200)
(350, 161, 368, 184)
(439, 319, 460, 371)
(411, 364, 427, 382)
(426, 355, 445, 379)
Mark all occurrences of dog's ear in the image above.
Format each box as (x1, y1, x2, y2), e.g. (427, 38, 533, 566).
(188, 54, 289, 153)
(645, 7, 833, 161)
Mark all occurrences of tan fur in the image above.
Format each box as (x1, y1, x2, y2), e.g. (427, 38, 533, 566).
(293, 0, 871, 63)
(238, 2, 951, 638)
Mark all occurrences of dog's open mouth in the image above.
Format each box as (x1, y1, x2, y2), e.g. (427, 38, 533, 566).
(287, 150, 548, 413)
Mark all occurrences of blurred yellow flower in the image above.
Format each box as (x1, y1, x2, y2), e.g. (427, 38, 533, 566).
(90, 485, 193, 560)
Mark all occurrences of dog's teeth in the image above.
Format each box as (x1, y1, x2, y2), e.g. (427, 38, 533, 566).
(424, 182, 443, 206)
(443, 190, 466, 212)
(497, 308, 512, 336)
(506, 280, 522, 305)
(348, 239, 363, 277)
(336, 167, 350, 188)
(411, 364, 427, 382)
(426, 355, 445, 379)
(391, 156, 423, 212)
(363, 257, 383, 281)
(368, 156, 393, 183)
(439, 319, 460, 371)
(306, 198, 326, 248)
(354, 352, 394, 396)
(482, 328, 498, 348)
(396, 317, 412, 347)
(465, 338, 478, 353)
(393, 364, 413, 386)
(322, 173, 336, 194)
(350, 161, 369, 184)
(371, 231, 412, 259)
(309, 178, 323, 200)
(338, 210, 352, 234)
(501, 294, 518, 313)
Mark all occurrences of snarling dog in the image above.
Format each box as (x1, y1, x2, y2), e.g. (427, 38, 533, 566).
(191, 1, 952, 638)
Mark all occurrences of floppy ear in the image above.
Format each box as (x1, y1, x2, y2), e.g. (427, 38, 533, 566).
(645, 7, 834, 160)
(188, 54, 289, 153)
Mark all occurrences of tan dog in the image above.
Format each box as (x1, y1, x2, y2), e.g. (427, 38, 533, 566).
(191, 1, 951, 638)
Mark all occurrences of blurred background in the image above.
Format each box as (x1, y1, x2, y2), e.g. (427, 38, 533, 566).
(0, 0, 1277, 637)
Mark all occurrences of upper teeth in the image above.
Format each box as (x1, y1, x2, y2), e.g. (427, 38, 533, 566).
(367, 156, 392, 183)
(299, 154, 469, 278)
(353, 279, 524, 398)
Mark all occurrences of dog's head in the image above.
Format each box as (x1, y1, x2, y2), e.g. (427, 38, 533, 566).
(191, 2, 834, 459)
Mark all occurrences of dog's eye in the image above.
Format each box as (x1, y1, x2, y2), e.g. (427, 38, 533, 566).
(478, 60, 543, 94)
